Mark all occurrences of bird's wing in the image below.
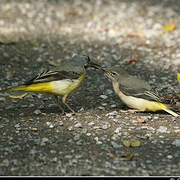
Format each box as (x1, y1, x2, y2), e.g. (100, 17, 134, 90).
(25, 69, 82, 85)
(119, 84, 163, 102)
(117, 75, 164, 102)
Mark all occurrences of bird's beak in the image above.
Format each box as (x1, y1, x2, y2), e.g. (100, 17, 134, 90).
(85, 62, 102, 70)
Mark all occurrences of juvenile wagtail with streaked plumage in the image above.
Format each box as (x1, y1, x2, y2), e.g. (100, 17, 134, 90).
(1, 54, 100, 114)
(100, 66, 179, 117)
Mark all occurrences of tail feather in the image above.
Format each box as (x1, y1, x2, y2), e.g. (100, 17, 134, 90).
(163, 108, 179, 117)
(0, 86, 28, 98)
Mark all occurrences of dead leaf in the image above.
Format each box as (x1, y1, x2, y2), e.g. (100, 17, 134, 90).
(130, 140, 141, 147)
(66, 8, 78, 15)
(123, 139, 141, 147)
(119, 152, 134, 161)
(137, 117, 146, 123)
(177, 73, 180, 84)
(0, 39, 16, 45)
(126, 32, 145, 38)
(123, 140, 131, 147)
(163, 20, 175, 33)
(124, 54, 136, 65)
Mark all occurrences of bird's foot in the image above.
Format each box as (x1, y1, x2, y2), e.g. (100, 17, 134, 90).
(120, 109, 140, 114)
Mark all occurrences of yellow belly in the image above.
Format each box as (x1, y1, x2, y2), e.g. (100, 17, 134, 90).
(121, 95, 168, 112)
(11, 73, 86, 96)
(12, 82, 54, 94)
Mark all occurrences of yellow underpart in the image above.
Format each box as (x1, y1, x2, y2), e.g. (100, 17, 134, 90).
(11, 82, 53, 94)
(10, 72, 86, 96)
(51, 73, 86, 96)
(8, 92, 28, 98)
(145, 101, 169, 112)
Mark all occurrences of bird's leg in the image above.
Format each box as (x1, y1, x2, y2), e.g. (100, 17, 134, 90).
(120, 109, 142, 114)
(62, 95, 76, 114)
(53, 95, 65, 115)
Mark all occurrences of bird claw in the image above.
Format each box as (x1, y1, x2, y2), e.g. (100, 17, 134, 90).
(120, 109, 140, 114)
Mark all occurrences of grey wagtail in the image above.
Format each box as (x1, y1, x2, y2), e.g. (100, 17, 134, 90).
(101, 66, 179, 117)
(1, 54, 100, 114)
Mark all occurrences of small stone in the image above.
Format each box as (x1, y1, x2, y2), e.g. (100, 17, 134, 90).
(94, 137, 102, 144)
(74, 134, 80, 141)
(33, 109, 41, 115)
(99, 95, 108, 99)
(98, 106, 105, 110)
(59, 121, 64, 126)
(46, 122, 54, 128)
(86, 132, 91, 136)
(0, 97, 5, 102)
(52, 157, 58, 162)
(105, 89, 113, 95)
(111, 141, 121, 148)
(157, 126, 168, 133)
(1, 159, 9, 167)
(106, 111, 118, 116)
(66, 113, 72, 118)
(114, 127, 122, 134)
(110, 104, 117, 108)
(101, 123, 111, 130)
(167, 155, 173, 159)
(74, 122, 82, 128)
(88, 121, 95, 126)
(153, 116, 159, 120)
(67, 126, 73, 131)
(101, 103, 108, 106)
(172, 139, 180, 146)
(41, 137, 49, 146)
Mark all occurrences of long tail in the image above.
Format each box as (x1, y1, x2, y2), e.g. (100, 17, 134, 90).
(0, 85, 28, 98)
(163, 108, 179, 117)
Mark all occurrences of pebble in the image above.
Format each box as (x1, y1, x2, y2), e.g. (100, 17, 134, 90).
(153, 116, 159, 120)
(101, 103, 108, 106)
(86, 132, 91, 136)
(140, 116, 152, 120)
(0, 97, 6, 102)
(114, 127, 122, 134)
(33, 109, 41, 115)
(58, 121, 64, 126)
(99, 95, 108, 99)
(101, 123, 111, 130)
(66, 113, 72, 118)
(46, 122, 54, 128)
(88, 121, 95, 126)
(106, 111, 118, 116)
(74, 122, 82, 128)
(157, 126, 168, 133)
(167, 155, 173, 159)
(98, 106, 105, 110)
(110, 104, 117, 108)
(41, 137, 49, 146)
(111, 141, 122, 148)
(105, 89, 113, 95)
(172, 139, 180, 147)
(1, 159, 9, 167)
(74, 134, 80, 141)
(94, 137, 102, 144)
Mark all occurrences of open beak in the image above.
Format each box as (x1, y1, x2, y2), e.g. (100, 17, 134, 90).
(85, 61, 102, 70)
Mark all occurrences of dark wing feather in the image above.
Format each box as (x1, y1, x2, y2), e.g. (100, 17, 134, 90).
(25, 69, 81, 85)
(119, 84, 164, 103)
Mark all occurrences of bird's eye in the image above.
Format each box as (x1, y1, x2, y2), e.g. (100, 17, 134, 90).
(111, 71, 117, 76)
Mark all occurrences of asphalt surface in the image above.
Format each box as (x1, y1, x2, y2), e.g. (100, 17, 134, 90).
(0, 0, 180, 176)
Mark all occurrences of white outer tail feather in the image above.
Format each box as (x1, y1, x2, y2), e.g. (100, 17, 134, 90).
(163, 108, 179, 117)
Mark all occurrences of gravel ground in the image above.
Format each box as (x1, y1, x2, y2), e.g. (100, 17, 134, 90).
(0, 0, 180, 176)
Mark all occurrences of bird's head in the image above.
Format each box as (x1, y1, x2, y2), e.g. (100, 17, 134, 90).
(71, 54, 101, 70)
(102, 66, 128, 82)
